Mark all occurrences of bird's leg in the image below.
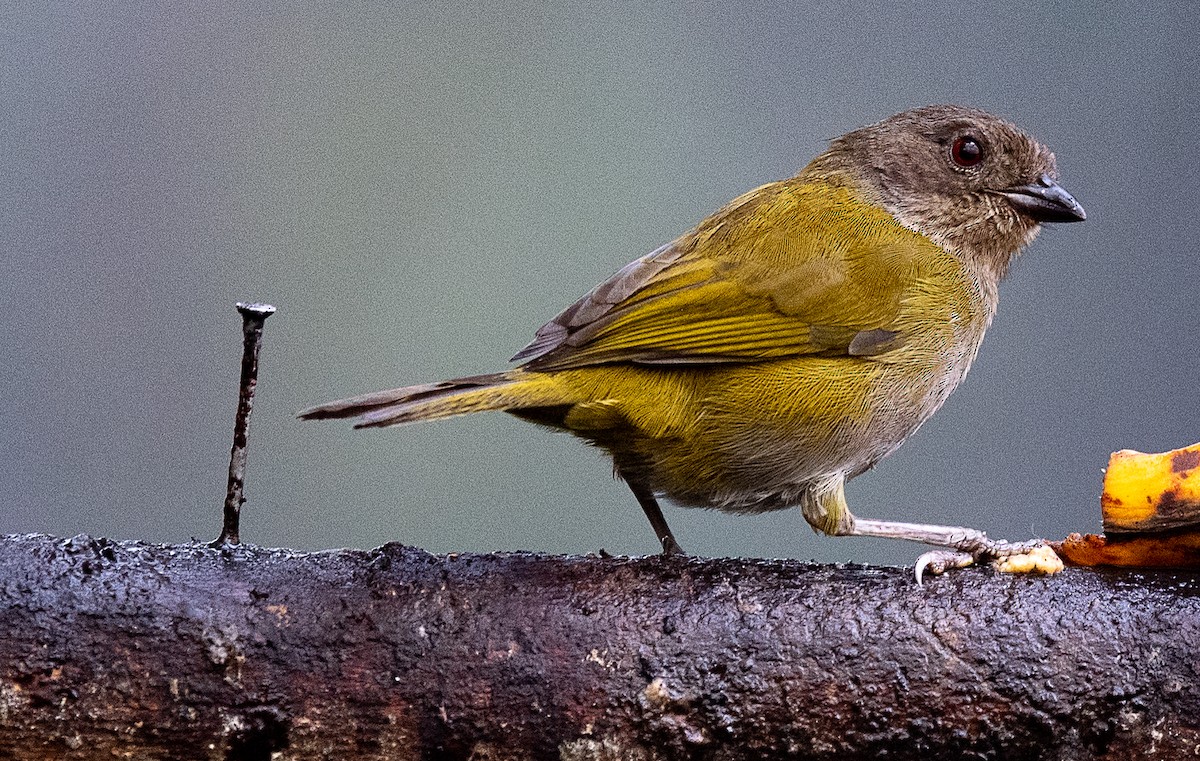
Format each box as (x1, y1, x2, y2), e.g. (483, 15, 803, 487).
(845, 518, 1041, 556)
(800, 476, 1053, 582)
(620, 473, 684, 556)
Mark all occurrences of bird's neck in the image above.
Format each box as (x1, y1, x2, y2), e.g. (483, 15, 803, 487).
(794, 159, 1032, 285)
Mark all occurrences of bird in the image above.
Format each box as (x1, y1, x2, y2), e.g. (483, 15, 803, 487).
(300, 104, 1086, 578)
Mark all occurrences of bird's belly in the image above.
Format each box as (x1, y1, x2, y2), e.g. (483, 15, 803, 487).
(646, 354, 974, 513)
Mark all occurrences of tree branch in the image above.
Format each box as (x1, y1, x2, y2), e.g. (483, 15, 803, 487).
(0, 533, 1196, 760)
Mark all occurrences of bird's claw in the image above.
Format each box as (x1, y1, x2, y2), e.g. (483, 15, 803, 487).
(914, 550, 976, 585)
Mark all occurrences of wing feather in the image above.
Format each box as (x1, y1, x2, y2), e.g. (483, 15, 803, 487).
(514, 180, 941, 372)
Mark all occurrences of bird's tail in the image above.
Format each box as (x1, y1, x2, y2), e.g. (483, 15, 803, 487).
(298, 370, 572, 429)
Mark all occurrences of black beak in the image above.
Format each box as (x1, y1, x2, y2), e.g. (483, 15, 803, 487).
(1001, 174, 1086, 223)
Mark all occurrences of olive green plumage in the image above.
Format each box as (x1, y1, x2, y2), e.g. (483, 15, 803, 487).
(301, 104, 1085, 558)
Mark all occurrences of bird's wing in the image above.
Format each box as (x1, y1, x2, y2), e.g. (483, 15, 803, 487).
(512, 181, 939, 372)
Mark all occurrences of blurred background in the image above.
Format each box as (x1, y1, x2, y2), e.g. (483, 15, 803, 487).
(3, 1, 1197, 566)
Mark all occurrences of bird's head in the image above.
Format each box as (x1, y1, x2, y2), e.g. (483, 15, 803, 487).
(808, 105, 1085, 281)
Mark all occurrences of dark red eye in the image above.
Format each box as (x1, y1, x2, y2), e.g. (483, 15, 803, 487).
(951, 136, 984, 167)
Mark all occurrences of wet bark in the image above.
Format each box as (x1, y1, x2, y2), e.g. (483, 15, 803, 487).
(0, 533, 1196, 760)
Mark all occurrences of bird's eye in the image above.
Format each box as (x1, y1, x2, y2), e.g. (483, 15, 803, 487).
(951, 136, 984, 168)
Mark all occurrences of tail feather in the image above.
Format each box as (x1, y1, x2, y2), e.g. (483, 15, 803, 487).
(298, 371, 571, 429)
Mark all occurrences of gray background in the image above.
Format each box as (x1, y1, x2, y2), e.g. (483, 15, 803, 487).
(3, 2, 1197, 566)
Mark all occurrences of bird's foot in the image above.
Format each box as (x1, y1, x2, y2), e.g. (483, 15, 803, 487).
(914, 549, 976, 585)
(659, 535, 687, 557)
(915, 542, 1064, 585)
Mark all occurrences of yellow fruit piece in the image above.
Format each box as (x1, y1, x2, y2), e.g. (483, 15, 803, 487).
(1101, 442, 1200, 533)
(994, 545, 1064, 575)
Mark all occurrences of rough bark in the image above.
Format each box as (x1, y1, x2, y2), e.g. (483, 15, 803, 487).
(0, 533, 1196, 760)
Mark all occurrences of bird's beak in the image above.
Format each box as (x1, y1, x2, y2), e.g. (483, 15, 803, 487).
(1001, 174, 1086, 223)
